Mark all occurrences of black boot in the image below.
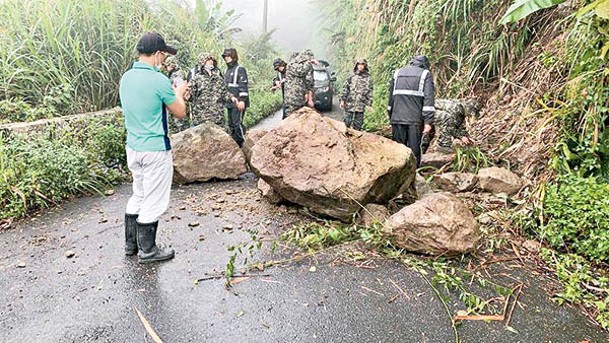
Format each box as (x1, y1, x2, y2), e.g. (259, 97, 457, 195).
(125, 213, 139, 256)
(136, 221, 175, 263)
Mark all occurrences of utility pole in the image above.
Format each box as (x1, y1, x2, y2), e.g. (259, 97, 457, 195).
(263, 0, 268, 33)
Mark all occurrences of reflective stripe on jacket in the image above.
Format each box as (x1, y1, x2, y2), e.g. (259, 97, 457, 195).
(387, 65, 435, 125)
(224, 64, 249, 108)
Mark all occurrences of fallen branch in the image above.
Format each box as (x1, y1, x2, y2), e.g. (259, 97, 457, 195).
(361, 286, 384, 296)
(421, 274, 460, 343)
(135, 307, 164, 343)
(388, 293, 400, 304)
(505, 283, 523, 328)
(389, 278, 410, 301)
(194, 273, 271, 283)
(453, 313, 504, 321)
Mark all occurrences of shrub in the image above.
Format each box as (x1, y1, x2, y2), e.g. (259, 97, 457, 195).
(0, 112, 127, 220)
(539, 176, 609, 262)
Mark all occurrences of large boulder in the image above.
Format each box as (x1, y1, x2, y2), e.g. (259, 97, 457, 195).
(243, 129, 269, 163)
(172, 123, 248, 184)
(384, 192, 480, 255)
(477, 167, 524, 195)
(249, 108, 417, 221)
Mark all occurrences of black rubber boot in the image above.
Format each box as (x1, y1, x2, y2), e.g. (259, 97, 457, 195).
(136, 221, 175, 263)
(124, 213, 139, 256)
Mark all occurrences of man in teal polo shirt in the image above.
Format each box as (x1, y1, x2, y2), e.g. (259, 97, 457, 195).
(119, 32, 188, 263)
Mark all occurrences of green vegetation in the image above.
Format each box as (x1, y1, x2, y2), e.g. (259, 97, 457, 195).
(535, 176, 609, 262)
(541, 248, 609, 328)
(0, 0, 280, 124)
(322, 0, 535, 131)
(277, 220, 513, 338)
(0, 0, 281, 223)
(0, 112, 125, 220)
(320, 0, 609, 329)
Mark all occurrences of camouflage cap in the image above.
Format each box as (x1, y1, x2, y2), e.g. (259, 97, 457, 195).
(162, 55, 180, 70)
(300, 49, 315, 61)
(288, 51, 300, 63)
(462, 98, 482, 118)
(197, 52, 217, 67)
(354, 58, 369, 72)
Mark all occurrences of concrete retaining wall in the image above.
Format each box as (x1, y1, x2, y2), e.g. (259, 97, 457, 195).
(0, 107, 122, 136)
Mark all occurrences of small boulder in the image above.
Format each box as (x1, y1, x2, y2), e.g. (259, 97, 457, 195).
(358, 204, 390, 227)
(172, 123, 248, 184)
(432, 172, 478, 193)
(257, 178, 284, 204)
(384, 192, 480, 255)
(421, 152, 454, 169)
(477, 167, 524, 195)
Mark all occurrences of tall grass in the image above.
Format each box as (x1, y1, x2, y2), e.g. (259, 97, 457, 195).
(319, 0, 544, 130)
(0, 0, 218, 115)
(0, 0, 282, 223)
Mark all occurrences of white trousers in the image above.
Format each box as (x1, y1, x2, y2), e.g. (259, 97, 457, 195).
(125, 146, 173, 224)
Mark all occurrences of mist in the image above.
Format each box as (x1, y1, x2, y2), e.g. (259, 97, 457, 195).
(219, 0, 330, 61)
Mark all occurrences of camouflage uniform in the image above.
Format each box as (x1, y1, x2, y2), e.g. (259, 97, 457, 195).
(340, 58, 373, 130)
(284, 50, 315, 117)
(432, 98, 479, 152)
(161, 56, 189, 133)
(189, 53, 232, 129)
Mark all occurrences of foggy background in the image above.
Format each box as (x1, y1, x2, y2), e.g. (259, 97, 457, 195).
(219, 0, 331, 61)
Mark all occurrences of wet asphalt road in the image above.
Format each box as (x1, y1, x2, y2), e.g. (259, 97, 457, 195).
(1, 107, 608, 342)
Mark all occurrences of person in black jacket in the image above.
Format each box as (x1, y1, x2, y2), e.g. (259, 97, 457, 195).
(222, 48, 249, 147)
(387, 55, 435, 167)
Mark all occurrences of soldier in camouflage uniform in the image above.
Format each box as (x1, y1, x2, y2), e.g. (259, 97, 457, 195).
(430, 98, 479, 153)
(339, 58, 373, 130)
(161, 56, 189, 133)
(188, 53, 236, 130)
(284, 49, 318, 118)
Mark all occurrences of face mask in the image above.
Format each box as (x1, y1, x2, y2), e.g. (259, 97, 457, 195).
(204, 65, 214, 71)
(154, 52, 164, 71)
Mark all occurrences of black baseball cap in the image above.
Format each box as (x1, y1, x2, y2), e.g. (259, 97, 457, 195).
(136, 32, 177, 55)
(222, 48, 235, 57)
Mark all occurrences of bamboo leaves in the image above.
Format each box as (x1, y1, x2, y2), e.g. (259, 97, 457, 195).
(499, 0, 565, 25)
(577, 0, 609, 19)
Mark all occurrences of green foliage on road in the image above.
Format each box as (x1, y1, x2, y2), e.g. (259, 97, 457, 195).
(324, 0, 609, 329)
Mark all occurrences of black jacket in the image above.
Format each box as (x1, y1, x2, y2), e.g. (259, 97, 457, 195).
(387, 56, 435, 125)
(224, 62, 249, 108)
